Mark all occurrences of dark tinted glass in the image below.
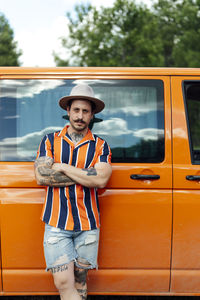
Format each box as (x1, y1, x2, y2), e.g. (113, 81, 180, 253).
(0, 79, 164, 163)
(184, 81, 200, 164)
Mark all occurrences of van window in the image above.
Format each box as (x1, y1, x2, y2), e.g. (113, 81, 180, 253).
(0, 79, 164, 163)
(184, 81, 200, 164)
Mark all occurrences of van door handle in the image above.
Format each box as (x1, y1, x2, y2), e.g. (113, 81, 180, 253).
(130, 174, 160, 180)
(186, 175, 200, 181)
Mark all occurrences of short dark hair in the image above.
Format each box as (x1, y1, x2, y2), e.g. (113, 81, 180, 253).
(67, 98, 96, 112)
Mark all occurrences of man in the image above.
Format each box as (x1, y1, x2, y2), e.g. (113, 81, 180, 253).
(34, 83, 112, 300)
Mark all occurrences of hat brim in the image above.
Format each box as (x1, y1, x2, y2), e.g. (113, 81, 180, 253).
(59, 95, 105, 114)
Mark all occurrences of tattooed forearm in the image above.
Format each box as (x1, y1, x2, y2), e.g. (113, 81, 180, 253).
(34, 156, 54, 169)
(82, 167, 97, 176)
(34, 157, 75, 187)
(38, 170, 74, 187)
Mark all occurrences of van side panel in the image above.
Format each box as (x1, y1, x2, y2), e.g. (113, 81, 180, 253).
(0, 202, 2, 293)
(0, 71, 172, 295)
(1, 189, 172, 293)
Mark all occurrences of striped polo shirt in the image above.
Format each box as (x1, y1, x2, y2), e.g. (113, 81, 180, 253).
(36, 125, 112, 231)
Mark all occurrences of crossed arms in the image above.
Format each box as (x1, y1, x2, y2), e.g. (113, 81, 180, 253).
(34, 156, 112, 189)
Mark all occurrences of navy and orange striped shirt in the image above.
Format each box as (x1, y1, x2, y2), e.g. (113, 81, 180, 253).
(36, 125, 112, 231)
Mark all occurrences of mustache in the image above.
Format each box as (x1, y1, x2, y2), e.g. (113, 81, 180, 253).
(74, 119, 85, 124)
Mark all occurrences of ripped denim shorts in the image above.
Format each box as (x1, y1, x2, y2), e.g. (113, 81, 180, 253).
(43, 224, 100, 271)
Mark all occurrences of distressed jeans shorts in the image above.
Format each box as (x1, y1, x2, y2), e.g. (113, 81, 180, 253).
(43, 224, 100, 271)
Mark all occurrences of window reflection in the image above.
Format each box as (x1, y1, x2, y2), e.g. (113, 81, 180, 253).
(0, 79, 164, 163)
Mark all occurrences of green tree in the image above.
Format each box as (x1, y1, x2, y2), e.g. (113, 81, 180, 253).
(55, 0, 164, 67)
(153, 0, 200, 67)
(152, 0, 180, 66)
(55, 0, 200, 67)
(0, 13, 22, 66)
(172, 0, 200, 67)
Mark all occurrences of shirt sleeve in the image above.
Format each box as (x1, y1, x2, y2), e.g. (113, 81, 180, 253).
(96, 140, 112, 164)
(36, 134, 53, 159)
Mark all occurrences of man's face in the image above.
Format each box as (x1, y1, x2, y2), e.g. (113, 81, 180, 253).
(67, 99, 94, 132)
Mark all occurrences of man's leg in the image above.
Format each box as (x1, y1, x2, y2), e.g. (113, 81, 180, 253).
(44, 225, 80, 299)
(74, 264, 88, 300)
(52, 261, 81, 300)
(74, 229, 100, 299)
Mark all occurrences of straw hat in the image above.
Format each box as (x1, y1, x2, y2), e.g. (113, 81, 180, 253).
(59, 84, 105, 114)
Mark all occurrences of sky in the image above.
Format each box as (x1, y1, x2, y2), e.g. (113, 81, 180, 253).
(0, 0, 154, 67)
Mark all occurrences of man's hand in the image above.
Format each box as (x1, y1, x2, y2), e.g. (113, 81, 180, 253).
(34, 157, 75, 187)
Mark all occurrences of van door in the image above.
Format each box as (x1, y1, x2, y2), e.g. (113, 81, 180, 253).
(88, 76, 173, 293)
(171, 76, 200, 293)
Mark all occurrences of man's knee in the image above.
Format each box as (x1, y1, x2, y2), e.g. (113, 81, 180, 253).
(74, 260, 88, 285)
(51, 263, 74, 291)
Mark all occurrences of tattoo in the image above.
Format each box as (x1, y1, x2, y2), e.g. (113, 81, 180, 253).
(77, 289, 87, 300)
(74, 267, 88, 300)
(34, 157, 75, 187)
(74, 267, 88, 285)
(38, 171, 73, 186)
(69, 132, 84, 145)
(34, 156, 53, 169)
(82, 167, 97, 176)
(50, 264, 68, 274)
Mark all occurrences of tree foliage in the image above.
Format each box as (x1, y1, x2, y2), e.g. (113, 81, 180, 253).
(0, 13, 21, 66)
(154, 0, 200, 67)
(55, 0, 200, 67)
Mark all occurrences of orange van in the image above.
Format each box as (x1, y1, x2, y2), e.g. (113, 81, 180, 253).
(1, 67, 200, 296)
